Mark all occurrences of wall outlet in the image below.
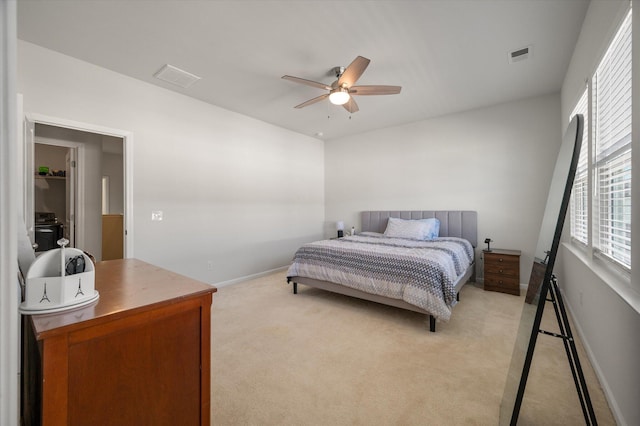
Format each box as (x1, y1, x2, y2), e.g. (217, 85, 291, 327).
(207, 261, 213, 271)
(151, 211, 163, 221)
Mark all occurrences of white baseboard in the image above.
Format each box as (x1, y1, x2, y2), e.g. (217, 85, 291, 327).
(213, 265, 289, 288)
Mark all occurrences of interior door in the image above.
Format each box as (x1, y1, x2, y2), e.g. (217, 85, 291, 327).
(24, 116, 35, 243)
(65, 149, 76, 247)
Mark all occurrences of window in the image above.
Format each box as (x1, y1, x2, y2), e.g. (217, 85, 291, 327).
(570, 90, 588, 245)
(570, 8, 632, 271)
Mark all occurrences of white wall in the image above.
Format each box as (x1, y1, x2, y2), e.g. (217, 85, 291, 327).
(18, 41, 325, 284)
(34, 142, 66, 169)
(559, 1, 640, 425)
(325, 93, 561, 283)
(102, 150, 124, 214)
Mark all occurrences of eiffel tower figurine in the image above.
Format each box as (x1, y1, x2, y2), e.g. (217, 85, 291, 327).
(40, 282, 51, 303)
(75, 277, 84, 297)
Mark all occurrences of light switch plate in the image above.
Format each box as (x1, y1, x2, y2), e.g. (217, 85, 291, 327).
(151, 211, 163, 221)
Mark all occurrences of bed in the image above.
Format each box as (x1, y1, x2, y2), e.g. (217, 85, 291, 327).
(286, 210, 477, 332)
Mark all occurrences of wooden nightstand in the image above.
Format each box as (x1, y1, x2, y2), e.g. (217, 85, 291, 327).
(483, 249, 521, 296)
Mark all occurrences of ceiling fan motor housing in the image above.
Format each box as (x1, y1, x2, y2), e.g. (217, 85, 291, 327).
(332, 66, 346, 78)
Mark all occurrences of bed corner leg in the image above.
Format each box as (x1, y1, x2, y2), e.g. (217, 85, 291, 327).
(457, 292, 460, 302)
(293, 282, 297, 294)
(429, 315, 436, 332)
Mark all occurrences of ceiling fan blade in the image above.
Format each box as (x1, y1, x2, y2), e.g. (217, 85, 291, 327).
(294, 93, 329, 109)
(342, 97, 359, 113)
(349, 85, 402, 96)
(337, 56, 370, 88)
(282, 75, 332, 91)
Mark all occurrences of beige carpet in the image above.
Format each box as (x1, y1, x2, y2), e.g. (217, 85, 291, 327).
(211, 271, 615, 425)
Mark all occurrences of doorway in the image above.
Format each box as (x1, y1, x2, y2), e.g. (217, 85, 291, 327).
(33, 125, 124, 260)
(33, 142, 76, 251)
(25, 113, 133, 260)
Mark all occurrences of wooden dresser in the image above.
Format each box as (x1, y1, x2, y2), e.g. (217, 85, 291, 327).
(483, 249, 521, 296)
(22, 259, 216, 426)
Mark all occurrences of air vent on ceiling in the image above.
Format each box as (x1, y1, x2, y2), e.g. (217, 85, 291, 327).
(508, 45, 533, 64)
(153, 64, 201, 88)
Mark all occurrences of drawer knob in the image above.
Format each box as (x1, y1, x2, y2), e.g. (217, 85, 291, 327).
(499, 258, 504, 262)
(499, 269, 504, 273)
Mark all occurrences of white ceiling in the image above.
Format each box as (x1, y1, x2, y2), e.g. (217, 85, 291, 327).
(17, 0, 589, 141)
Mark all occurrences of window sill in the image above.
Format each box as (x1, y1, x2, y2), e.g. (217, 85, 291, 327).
(562, 242, 640, 315)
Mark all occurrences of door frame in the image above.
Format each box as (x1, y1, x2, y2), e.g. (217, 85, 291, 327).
(24, 113, 134, 258)
(65, 147, 77, 246)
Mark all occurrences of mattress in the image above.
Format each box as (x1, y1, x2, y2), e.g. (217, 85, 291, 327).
(286, 232, 474, 321)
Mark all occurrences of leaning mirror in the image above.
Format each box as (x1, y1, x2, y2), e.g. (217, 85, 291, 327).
(499, 114, 584, 425)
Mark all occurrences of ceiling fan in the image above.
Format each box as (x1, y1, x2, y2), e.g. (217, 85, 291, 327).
(282, 56, 401, 113)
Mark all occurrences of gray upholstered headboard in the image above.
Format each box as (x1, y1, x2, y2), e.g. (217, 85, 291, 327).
(360, 210, 478, 247)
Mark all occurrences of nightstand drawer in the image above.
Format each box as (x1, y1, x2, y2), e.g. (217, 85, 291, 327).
(484, 253, 519, 265)
(484, 275, 520, 295)
(484, 263, 519, 277)
(484, 274, 519, 287)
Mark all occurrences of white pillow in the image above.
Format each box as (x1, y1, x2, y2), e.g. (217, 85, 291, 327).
(383, 217, 440, 240)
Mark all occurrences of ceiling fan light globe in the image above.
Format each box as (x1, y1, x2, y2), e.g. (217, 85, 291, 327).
(329, 90, 350, 105)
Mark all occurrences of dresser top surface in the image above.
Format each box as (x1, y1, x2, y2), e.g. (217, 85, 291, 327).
(30, 258, 216, 339)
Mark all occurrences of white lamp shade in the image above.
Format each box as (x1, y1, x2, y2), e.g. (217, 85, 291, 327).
(336, 221, 345, 231)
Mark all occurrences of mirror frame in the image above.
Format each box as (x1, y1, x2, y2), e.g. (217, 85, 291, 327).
(501, 114, 583, 424)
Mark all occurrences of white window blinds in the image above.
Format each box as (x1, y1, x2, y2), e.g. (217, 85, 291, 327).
(570, 90, 589, 245)
(592, 9, 632, 269)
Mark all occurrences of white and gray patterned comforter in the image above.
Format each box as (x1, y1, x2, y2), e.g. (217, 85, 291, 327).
(286, 233, 474, 321)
